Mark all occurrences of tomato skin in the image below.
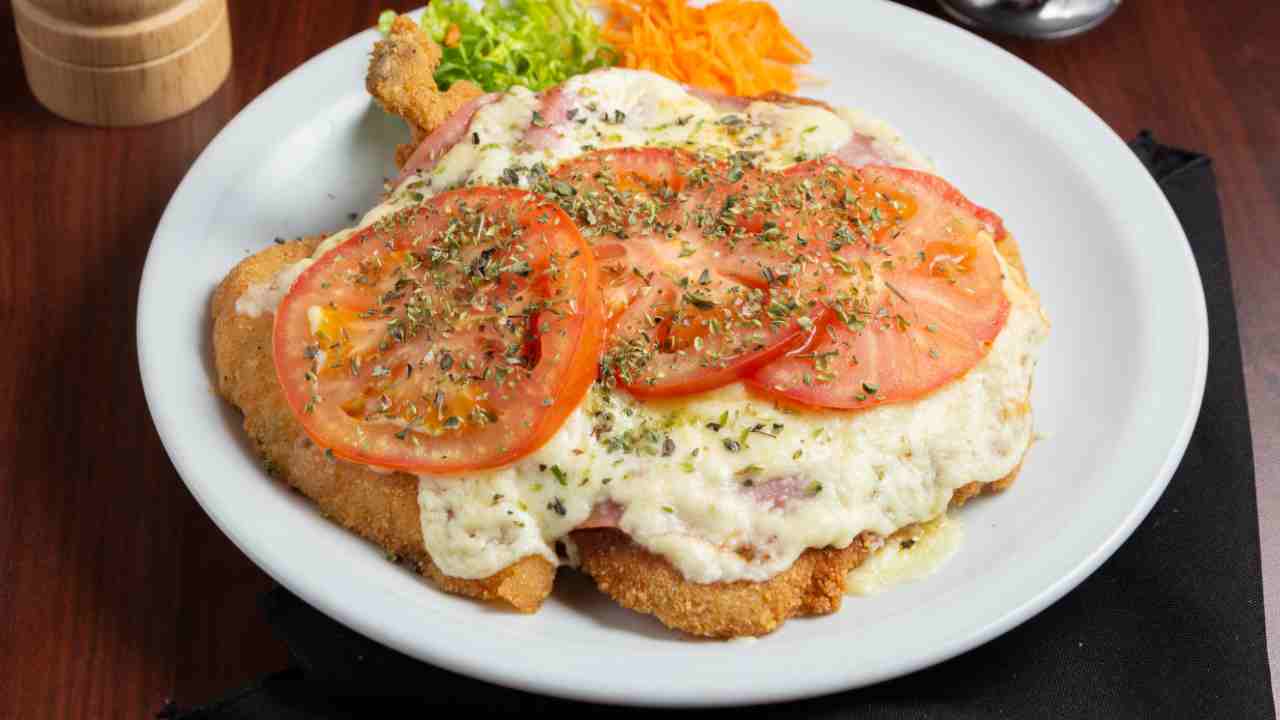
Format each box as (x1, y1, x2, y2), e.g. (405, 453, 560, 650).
(517, 290, 604, 462)
(625, 305, 832, 398)
(276, 154, 1013, 472)
(273, 188, 603, 474)
(550, 148, 825, 398)
(746, 163, 1011, 411)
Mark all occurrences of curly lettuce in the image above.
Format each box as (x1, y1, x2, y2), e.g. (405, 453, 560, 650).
(378, 0, 617, 92)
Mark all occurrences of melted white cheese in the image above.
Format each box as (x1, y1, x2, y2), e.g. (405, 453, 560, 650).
(233, 68, 1047, 588)
(416, 268, 1044, 582)
(409, 69, 864, 196)
(235, 258, 313, 318)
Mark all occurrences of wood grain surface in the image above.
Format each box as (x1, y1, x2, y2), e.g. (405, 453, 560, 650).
(0, 1, 1275, 716)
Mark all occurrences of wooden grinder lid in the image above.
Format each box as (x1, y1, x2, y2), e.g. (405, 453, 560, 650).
(15, 0, 232, 127)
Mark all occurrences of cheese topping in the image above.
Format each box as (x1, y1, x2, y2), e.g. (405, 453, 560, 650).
(416, 263, 1043, 582)
(235, 68, 1045, 588)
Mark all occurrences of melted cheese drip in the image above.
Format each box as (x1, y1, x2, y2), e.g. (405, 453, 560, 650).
(846, 514, 964, 596)
(235, 68, 1046, 588)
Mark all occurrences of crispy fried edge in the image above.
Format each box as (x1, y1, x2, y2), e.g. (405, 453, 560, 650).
(366, 15, 483, 168)
(210, 237, 555, 612)
(572, 529, 877, 638)
(571, 231, 1038, 637)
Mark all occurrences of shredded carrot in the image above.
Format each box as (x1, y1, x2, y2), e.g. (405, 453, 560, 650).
(597, 0, 813, 97)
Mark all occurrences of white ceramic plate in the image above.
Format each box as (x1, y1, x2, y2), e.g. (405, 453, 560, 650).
(138, 0, 1207, 706)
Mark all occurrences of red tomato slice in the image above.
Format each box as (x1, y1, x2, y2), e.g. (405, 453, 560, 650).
(748, 163, 1011, 410)
(548, 148, 820, 397)
(274, 188, 603, 473)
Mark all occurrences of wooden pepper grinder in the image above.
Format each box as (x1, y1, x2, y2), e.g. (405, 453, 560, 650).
(14, 0, 232, 126)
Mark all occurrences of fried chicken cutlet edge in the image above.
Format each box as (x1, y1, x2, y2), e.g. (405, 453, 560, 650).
(211, 236, 556, 613)
(366, 15, 484, 167)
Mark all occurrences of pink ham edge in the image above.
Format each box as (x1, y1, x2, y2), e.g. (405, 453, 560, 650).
(575, 476, 809, 532)
(523, 84, 574, 150)
(577, 499, 624, 529)
(524, 67, 618, 150)
(743, 475, 810, 509)
(684, 84, 752, 111)
(393, 93, 500, 185)
(830, 132, 887, 167)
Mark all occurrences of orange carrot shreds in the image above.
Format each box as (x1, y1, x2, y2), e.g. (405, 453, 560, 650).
(598, 0, 814, 97)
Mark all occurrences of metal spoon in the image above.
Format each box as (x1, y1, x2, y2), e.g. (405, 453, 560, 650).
(936, 0, 1121, 39)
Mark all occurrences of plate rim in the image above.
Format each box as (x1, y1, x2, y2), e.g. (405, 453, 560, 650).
(137, 1, 1209, 707)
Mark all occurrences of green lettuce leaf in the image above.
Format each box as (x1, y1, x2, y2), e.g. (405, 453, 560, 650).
(378, 0, 617, 92)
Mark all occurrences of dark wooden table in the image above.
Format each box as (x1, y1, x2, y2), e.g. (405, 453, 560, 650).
(2, 1, 1275, 716)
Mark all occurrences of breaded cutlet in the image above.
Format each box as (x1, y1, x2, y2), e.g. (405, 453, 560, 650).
(210, 233, 1027, 635)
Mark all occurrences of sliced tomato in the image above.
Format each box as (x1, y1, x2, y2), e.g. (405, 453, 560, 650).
(548, 148, 820, 397)
(274, 188, 603, 474)
(748, 163, 1010, 410)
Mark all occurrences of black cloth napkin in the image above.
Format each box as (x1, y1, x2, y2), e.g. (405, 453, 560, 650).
(171, 135, 1274, 719)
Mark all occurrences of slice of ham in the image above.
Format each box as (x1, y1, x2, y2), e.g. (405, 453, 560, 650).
(394, 93, 500, 186)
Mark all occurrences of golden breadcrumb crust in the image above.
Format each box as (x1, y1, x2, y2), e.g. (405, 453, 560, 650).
(571, 529, 877, 638)
(366, 15, 484, 167)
